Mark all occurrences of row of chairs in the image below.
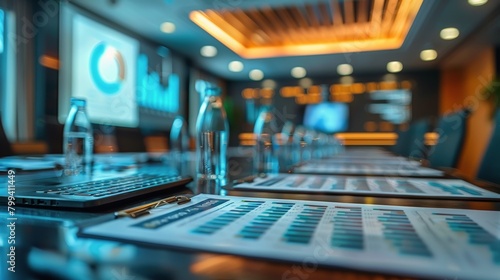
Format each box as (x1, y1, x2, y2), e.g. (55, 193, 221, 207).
(392, 109, 500, 184)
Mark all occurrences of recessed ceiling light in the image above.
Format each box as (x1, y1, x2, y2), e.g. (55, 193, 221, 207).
(200, 45, 217, 57)
(420, 49, 438, 61)
(262, 79, 276, 88)
(228, 61, 244, 72)
(468, 0, 488, 6)
(299, 78, 313, 88)
(337, 64, 353, 76)
(249, 69, 264, 81)
(387, 61, 403, 73)
(291, 67, 307, 78)
(160, 22, 176, 33)
(440, 27, 460, 40)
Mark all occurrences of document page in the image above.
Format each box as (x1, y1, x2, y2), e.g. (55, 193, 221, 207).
(233, 174, 500, 199)
(294, 162, 444, 176)
(82, 194, 500, 279)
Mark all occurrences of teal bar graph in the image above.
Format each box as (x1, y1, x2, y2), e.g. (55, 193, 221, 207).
(136, 54, 179, 113)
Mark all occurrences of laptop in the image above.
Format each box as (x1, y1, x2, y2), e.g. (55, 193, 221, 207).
(0, 165, 193, 208)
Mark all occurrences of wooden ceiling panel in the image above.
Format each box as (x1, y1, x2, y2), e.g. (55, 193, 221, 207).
(344, 0, 355, 24)
(318, 3, 332, 26)
(357, 0, 369, 23)
(189, 0, 423, 58)
(331, 0, 345, 26)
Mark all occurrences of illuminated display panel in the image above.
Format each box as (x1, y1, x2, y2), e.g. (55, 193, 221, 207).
(70, 13, 139, 127)
(59, 4, 181, 128)
(303, 102, 349, 133)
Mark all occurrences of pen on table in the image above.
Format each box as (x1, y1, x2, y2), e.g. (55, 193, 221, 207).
(114, 195, 191, 218)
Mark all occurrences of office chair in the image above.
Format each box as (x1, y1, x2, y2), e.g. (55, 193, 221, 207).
(0, 113, 14, 157)
(405, 119, 430, 160)
(114, 126, 147, 153)
(391, 128, 411, 156)
(476, 109, 500, 184)
(427, 109, 470, 169)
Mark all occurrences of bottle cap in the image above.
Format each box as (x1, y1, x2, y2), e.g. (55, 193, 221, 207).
(70, 97, 87, 107)
(205, 87, 221, 97)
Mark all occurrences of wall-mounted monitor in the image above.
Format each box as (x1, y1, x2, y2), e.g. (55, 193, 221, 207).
(303, 102, 349, 133)
(59, 4, 182, 130)
(59, 4, 139, 127)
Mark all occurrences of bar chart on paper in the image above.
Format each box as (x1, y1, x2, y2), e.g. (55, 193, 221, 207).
(294, 162, 444, 177)
(232, 174, 500, 200)
(82, 194, 500, 280)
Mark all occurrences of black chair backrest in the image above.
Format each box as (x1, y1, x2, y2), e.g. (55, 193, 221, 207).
(428, 109, 470, 169)
(391, 128, 411, 156)
(405, 119, 430, 159)
(477, 109, 500, 184)
(0, 114, 13, 157)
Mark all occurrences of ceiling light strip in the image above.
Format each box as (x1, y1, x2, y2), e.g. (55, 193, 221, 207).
(249, 38, 403, 59)
(189, 11, 247, 55)
(204, 10, 249, 45)
(190, 0, 423, 58)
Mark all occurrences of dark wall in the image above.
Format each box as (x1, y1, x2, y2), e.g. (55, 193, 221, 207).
(226, 70, 440, 145)
(35, 0, 60, 141)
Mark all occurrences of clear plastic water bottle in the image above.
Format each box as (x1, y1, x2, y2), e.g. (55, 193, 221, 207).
(253, 100, 280, 174)
(63, 98, 93, 175)
(196, 87, 229, 180)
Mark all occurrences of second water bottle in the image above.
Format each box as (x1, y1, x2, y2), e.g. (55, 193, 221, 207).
(63, 97, 93, 176)
(195, 87, 229, 180)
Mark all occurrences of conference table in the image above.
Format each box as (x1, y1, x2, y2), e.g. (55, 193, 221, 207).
(1, 148, 499, 280)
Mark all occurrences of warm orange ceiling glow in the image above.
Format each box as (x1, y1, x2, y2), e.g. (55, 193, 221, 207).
(190, 0, 424, 58)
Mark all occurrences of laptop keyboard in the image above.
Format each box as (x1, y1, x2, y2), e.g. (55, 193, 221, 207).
(35, 174, 185, 197)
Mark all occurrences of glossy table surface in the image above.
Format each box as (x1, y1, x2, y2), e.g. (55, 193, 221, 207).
(1, 149, 499, 280)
